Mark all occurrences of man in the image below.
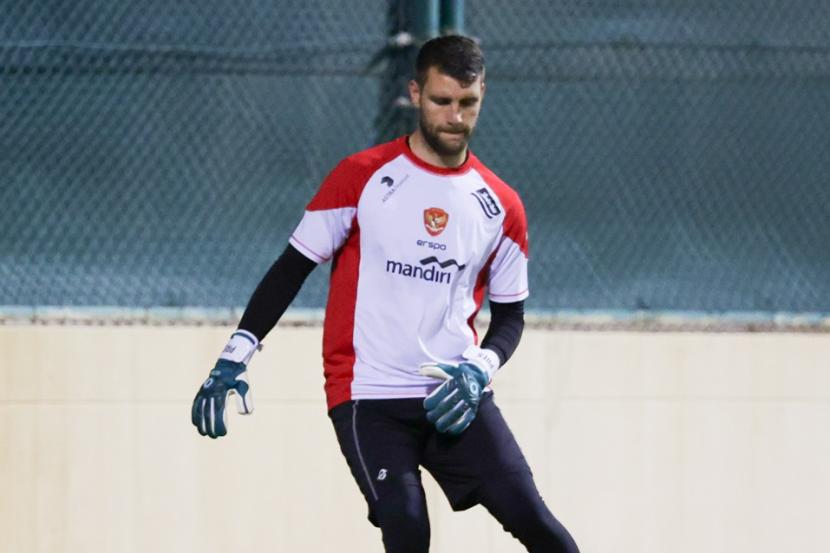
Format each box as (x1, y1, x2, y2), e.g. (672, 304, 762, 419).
(192, 35, 579, 553)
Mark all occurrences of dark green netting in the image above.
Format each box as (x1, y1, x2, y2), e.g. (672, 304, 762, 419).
(2, 1, 829, 313)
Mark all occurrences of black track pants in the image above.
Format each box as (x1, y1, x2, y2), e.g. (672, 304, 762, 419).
(329, 395, 579, 553)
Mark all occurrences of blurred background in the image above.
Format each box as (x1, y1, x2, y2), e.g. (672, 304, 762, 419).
(1, 1, 829, 552)
(2, 0, 829, 318)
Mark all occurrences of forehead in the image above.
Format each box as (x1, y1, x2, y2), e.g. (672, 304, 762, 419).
(421, 66, 484, 98)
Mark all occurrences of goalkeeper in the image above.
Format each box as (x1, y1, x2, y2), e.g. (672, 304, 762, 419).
(192, 35, 579, 553)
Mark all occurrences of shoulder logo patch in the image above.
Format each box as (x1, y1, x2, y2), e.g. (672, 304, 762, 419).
(423, 207, 449, 236)
(382, 174, 409, 203)
(471, 187, 502, 219)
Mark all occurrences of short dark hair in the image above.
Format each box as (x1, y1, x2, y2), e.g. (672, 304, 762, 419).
(415, 35, 484, 86)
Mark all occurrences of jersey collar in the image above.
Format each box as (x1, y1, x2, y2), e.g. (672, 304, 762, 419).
(400, 135, 475, 175)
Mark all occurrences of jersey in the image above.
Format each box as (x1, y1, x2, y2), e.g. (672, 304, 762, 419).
(289, 136, 529, 409)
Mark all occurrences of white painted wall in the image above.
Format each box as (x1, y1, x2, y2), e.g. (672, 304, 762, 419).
(1, 325, 828, 553)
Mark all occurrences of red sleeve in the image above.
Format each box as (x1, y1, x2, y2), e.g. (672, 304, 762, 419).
(307, 139, 405, 211)
(473, 161, 530, 302)
(291, 140, 405, 263)
(501, 189, 529, 258)
(306, 157, 368, 211)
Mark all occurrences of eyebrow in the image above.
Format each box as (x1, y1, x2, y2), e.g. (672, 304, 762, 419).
(427, 94, 480, 103)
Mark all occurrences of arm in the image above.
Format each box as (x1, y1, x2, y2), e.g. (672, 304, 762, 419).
(192, 156, 368, 438)
(419, 300, 526, 435)
(191, 244, 317, 439)
(422, 186, 529, 435)
(480, 299, 525, 367)
(238, 244, 318, 341)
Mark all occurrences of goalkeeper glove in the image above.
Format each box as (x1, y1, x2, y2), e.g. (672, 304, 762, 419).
(191, 329, 259, 439)
(420, 345, 500, 435)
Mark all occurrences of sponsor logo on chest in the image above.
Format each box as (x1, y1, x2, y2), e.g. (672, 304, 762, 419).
(385, 256, 466, 285)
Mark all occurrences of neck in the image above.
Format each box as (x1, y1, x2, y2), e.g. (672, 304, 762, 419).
(408, 129, 468, 169)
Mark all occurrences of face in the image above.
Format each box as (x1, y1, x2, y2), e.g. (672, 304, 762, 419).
(409, 66, 485, 157)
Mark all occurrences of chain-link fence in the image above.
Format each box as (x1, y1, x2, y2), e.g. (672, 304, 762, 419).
(2, 1, 829, 320)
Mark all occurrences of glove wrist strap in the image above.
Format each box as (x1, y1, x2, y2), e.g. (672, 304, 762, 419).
(462, 345, 500, 382)
(219, 329, 261, 365)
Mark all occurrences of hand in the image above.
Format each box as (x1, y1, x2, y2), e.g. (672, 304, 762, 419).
(191, 330, 260, 439)
(420, 361, 489, 435)
(191, 359, 254, 439)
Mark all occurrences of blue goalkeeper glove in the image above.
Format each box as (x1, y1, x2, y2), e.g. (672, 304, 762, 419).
(191, 330, 259, 439)
(420, 346, 500, 435)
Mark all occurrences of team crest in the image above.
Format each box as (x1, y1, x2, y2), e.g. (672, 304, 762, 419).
(423, 207, 449, 236)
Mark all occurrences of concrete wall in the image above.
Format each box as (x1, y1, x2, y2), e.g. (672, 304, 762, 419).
(1, 325, 828, 553)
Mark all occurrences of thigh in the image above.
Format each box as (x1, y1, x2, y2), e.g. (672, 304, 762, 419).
(329, 398, 429, 525)
(422, 393, 532, 510)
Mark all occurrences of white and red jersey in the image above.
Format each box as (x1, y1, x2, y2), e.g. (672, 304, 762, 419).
(289, 136, 529, 409)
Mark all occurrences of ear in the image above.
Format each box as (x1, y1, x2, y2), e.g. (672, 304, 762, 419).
(408, 79, 421, 109)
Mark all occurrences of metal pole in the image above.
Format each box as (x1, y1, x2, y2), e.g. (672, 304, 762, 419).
(373, 0, 440, 144)
(440, 0, 464, 35)
(409, 0, 440, 42)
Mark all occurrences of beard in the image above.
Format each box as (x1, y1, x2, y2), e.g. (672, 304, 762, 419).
(419, 113, 473, 157)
